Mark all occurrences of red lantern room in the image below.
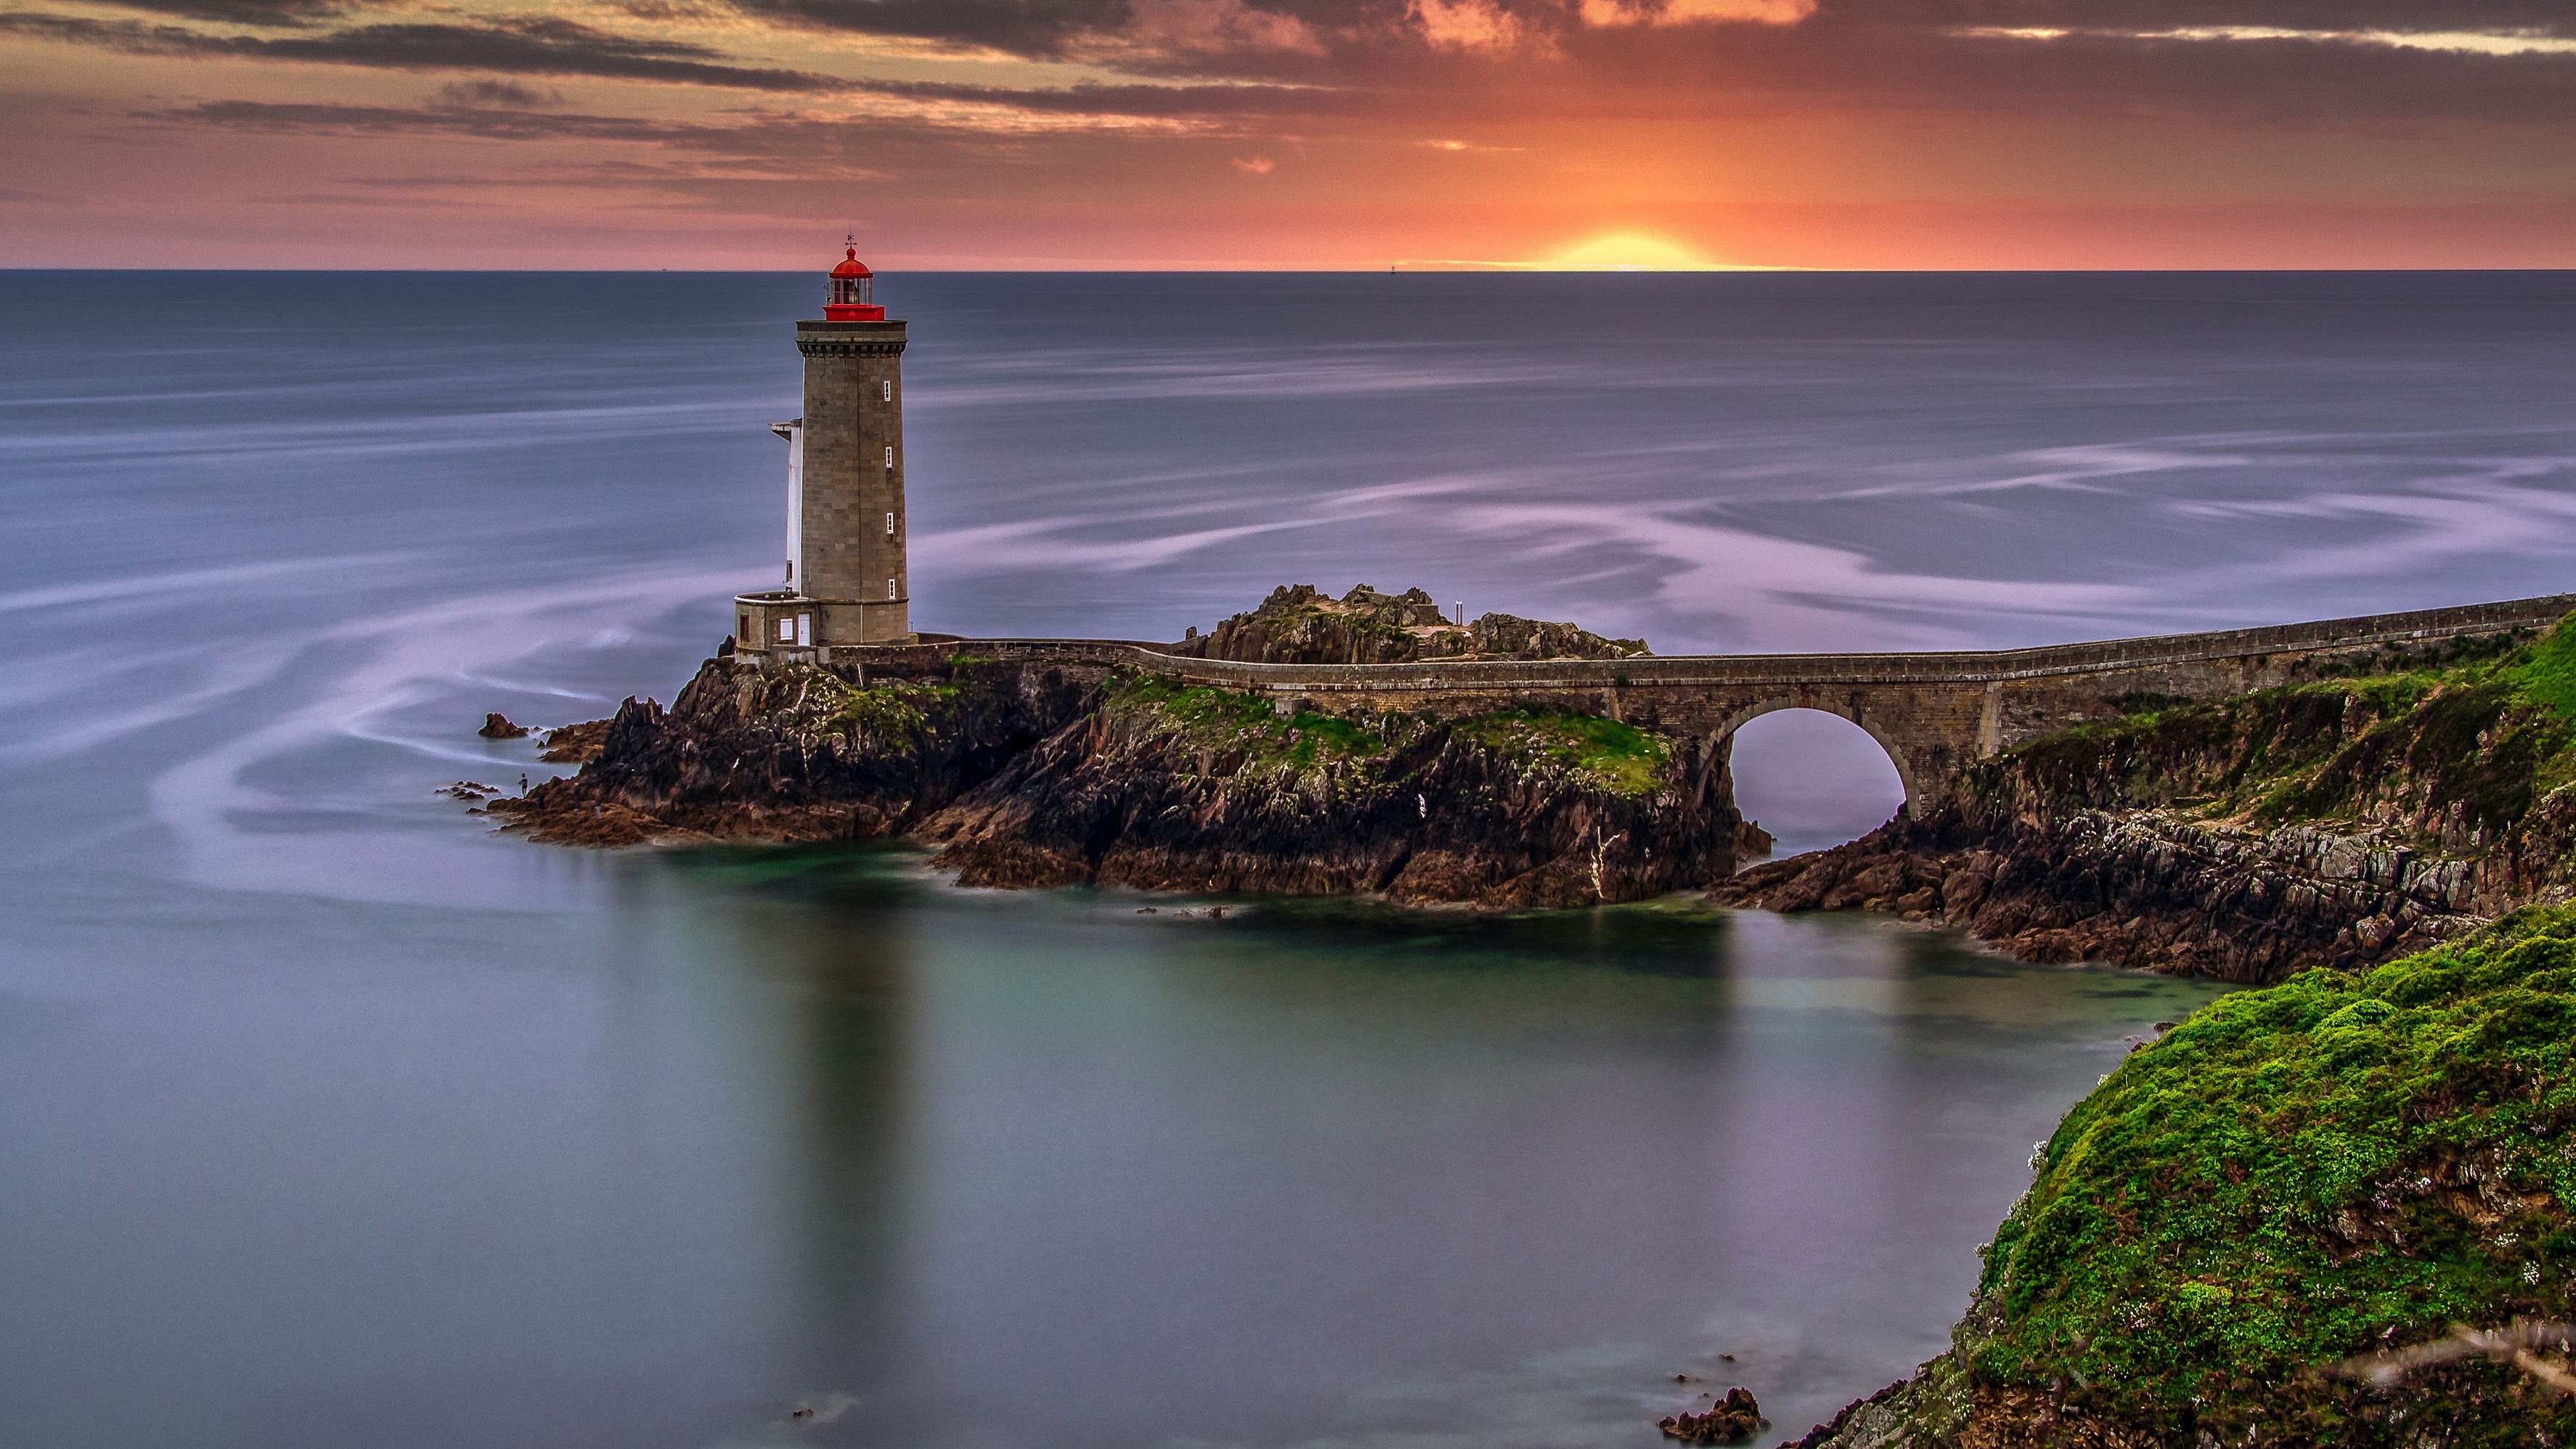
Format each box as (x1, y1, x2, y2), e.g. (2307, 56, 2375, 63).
(823, 242, 884, 321)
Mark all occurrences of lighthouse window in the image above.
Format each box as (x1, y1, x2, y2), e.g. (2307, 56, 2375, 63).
(738, 614, 751, 643)
(881, 381, 892, 401)
(887, 579, 897, 600)
(885, 512, 896, 537)
(884, 446, 894, 469)
(776, 616, 794, 642)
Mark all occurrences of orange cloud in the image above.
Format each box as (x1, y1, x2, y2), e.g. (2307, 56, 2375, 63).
(1, 0, 2571, 269)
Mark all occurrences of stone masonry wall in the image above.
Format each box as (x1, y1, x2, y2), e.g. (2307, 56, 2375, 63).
(839, 594, 2576, 813)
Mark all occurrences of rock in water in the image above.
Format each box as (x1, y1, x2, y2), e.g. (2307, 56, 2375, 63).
(497, 655, 1759, 902)
(1657, 1387, 1765, 1443)
(537, 719, 611, 763)
(917, 678, 1741, 906)
(477, 713, 530, 739)
(1168, 583, 1648, 665)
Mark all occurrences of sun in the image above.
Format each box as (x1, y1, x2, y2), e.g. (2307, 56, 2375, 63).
(1389, 232, 1793, 272)
(1540, 232, 1762, 271)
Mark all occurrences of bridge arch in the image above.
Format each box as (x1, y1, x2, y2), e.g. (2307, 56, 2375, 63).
(1715, 698, 1921, 821)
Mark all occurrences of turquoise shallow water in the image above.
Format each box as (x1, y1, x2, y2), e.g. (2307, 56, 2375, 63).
(4, 269, 2564, 1448)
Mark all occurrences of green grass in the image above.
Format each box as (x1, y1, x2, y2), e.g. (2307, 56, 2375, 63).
(1969, 613, 2576, 840)
(1970, 904, 2576, 1442)
(1106, 677, 1387, 771)
(1467, 709, 1671, 797)
(2508, 618, 2576, 717)
(1100, 681, 1682, 789)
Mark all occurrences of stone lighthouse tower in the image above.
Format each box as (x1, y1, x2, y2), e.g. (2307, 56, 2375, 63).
(734, 242, 910, 656)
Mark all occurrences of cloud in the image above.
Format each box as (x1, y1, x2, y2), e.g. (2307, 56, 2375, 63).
(1229, 153, 1273, 171)
(0, 12, 856, 91)
(1955, 24, 2576, 57)
(81, 0, 351, 25)
(1580, 0, 1814, 27)
(720, 0, 1130, 58)
(134, 98, 746, 142)
(433, 77, 565, 109)
(1409, 0, 1533, 53)
(1117, 0, 1326, 57)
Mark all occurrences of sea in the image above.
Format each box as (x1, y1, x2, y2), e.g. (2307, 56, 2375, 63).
(2, 270, 2569, 1449)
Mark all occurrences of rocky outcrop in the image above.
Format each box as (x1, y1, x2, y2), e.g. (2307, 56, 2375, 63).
(1786, 905, 2576, 1449)
(492, 653, 1766, 907)
(1715, 640, 2576, 983)
(478, 713, 529, 740)
(916, 679, 1761, 907)
(537, 719, 611, 763)
(1658, 1387, 1766, 1443)
(1713, 809, 2488, 984)
(1167, 582, 1650, 665)
(493, 656, 1106, 844)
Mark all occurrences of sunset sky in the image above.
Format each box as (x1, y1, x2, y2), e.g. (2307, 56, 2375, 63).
(4, 0, 2572, 269)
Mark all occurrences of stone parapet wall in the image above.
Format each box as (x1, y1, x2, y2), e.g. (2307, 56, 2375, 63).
(844, 593, 2574, 695)
(805, 595, 2572, 817)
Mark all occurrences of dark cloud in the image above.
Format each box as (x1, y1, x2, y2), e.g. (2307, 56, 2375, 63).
(134, 98, 745, 141)
(844, 75, 1345, 118)
(723, 0, 1134, 58)
(434, 78, 565, 108)
(86, 0, 351, 25)
(17, 0, 2572, 140)
(1579, 12, 2576, 128)
(0, 12, 855, 90)
(1816, 0, 2572, 31)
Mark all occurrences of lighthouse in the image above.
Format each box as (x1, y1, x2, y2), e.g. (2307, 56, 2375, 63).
(734, 243, 910, 656)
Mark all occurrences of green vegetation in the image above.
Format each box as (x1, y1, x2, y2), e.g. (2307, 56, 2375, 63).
(1106, 675, 1388, 772)
(1970, 904, 2576, 1442)
(1467, 709, 1671, 798)
(828, 678, 953, 742)
(1098, 679, 1679, 791)
(1977, 614, 2576, 842)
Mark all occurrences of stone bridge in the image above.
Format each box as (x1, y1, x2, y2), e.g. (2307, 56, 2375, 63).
(844, 594, 2574, 817)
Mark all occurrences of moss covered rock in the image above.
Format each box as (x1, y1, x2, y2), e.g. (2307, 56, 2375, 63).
(916, 676, 1757, 907)
(1798, 905, 2576, 1448)
(1719, 616, 2576, 981)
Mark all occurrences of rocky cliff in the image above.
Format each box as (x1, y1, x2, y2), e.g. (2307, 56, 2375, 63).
(1786, 903, 2576, 1449)
(1167, 582, 1650, 665)
(492, 651, 1768, 905)
(1713, 621, 2576, 983)
(918, 674, 1764, 907)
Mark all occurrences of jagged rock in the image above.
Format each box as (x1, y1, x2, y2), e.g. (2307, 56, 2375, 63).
(537, 719, 612, 764)
(477, 713, 529, 739)
(1168, 583, 1647, 664)
(1709, 644, 2576, 981)
(500, 656, 1755, 904)
(1657, 1387, 1765, 1443)
(917, 683, 1742, 906)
